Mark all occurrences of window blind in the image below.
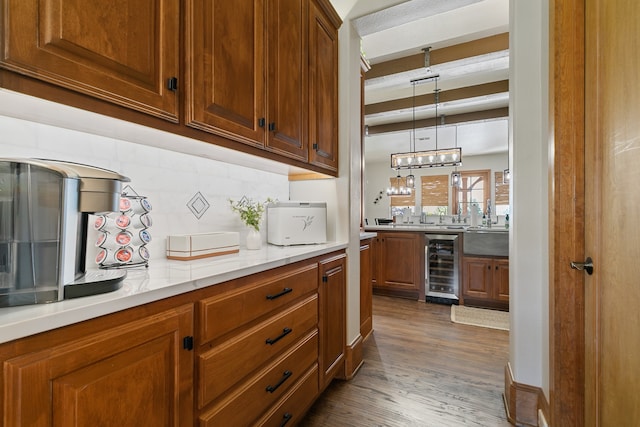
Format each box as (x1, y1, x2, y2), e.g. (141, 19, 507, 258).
(494, 171, 510, 205)
(420, 175, 449, 207)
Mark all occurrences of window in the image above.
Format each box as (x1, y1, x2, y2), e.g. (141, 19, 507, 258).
(420, 175, 448, 215)
(452, 170, 490, 216)
(494, 171, 510, 216)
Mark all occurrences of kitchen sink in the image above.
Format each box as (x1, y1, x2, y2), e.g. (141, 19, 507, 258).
(463, 231, 509, 256)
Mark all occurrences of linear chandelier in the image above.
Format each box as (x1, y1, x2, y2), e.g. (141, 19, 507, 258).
(390, 74, 462, 170)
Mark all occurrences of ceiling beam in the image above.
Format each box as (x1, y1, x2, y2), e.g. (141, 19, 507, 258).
(365, 80, 508, 115)
(364, 32, 509, 80)
(366, 107, 508, 135)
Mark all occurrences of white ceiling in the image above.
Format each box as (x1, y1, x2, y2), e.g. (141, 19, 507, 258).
(330, 0, 510, 164)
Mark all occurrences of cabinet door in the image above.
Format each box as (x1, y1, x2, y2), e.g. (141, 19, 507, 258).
(3, 305, 193, 427)
(375, 232, 422, 299)
(493, 258, 510, 303)
(359, 239, 373, 340)
(462, 256, 492, 300)
(186, 0, 266, 147)
(308, 0, 338, 172)
(319, 253, 346, 388)
(265, 0, 308, 160)
(1, 0, 180, 121)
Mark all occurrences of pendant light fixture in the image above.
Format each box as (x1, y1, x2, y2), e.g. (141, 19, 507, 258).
(386, 169, 412, 196)
(451, 124, 462, 188)
(503, 119, 511, 183)
(390, 75, 462, 169)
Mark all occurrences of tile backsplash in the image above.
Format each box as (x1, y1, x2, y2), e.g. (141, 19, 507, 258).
(0, 115, 290, 263)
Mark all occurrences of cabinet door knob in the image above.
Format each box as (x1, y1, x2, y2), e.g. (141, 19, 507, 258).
(268, 122, 276, 131)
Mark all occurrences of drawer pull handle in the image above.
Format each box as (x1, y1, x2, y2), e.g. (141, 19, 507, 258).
(266, 287, 293, 300)
(280, 413, 293, 426)
(266, 370, 292, 393)
(266, 327, 292, 345)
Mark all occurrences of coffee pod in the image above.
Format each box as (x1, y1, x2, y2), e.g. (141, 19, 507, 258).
(95, 247, 133, 265)
(129, 213, 152, 229)
(120, 197, 152, 215)
(130, 229, 152, 246)
(94, 213, 131, 231)
(130, 246, 150, 264)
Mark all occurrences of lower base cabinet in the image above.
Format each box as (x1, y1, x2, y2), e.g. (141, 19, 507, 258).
(372, 232, 424, 300)
(1, 304, 194, 427)
(359, 238, 373, 340)
(0, 250, 346, 426)
(461, 255, 509, 310)
(319, 252, 346, 389)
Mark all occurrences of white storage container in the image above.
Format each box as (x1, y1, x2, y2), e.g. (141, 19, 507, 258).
(267, 202, 327, 246)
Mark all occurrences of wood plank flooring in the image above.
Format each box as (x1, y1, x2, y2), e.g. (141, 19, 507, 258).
(301, 295, 511, 426)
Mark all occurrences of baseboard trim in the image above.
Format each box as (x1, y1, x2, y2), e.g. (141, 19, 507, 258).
(504, 362, 550, 426)
(344, 334, 364, 380)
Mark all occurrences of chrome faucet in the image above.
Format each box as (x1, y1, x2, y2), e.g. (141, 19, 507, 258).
(486, 199, 492, 228)
(457, 203, 462, 224)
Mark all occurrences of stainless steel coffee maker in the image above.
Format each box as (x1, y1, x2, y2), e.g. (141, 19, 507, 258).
(0, 158, 130, 307)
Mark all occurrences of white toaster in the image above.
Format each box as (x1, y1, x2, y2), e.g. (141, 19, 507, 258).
(267, 202, 327, 246)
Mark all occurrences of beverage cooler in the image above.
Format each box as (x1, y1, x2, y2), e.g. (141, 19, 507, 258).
(425, 234, 460, 305)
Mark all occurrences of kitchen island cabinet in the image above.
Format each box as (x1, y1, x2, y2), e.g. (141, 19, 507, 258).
(372, 231, 424, 300)
(0, 248, 346, 426)
(461, 256, 509, 310)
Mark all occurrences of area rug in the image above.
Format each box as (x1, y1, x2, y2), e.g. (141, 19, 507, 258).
(451, 305, 509, 331)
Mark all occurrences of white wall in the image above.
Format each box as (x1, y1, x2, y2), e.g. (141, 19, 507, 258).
(510, 0, 549, 395)
(0, 92, 296, 265)
(364, 152, 509, 222)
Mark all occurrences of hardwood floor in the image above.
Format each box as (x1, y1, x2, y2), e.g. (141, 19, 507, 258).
(301, 295, 511, 426)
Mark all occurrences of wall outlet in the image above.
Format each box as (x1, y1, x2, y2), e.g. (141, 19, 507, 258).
(538, 409, 549, 427)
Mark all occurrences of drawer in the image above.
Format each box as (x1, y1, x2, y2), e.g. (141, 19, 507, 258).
(199, 295, 318, 407)
(199, 330, 318, 426)
(199, 263, 318, 344)
(254, 364, 319, 427)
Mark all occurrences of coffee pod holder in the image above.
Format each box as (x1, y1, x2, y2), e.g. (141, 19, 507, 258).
(94, 186, 152, 269)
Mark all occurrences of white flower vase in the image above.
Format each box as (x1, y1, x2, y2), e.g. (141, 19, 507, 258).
(246, 228, 262, 250)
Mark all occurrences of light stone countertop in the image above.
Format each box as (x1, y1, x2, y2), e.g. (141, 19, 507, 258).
(364, 224, 509, 233)
(360, 231, 377, 240)
(0, 241, 347, 345)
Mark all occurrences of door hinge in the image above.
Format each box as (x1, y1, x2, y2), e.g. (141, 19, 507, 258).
(167, 77, 178, 91)
(183, 336, 194, 351)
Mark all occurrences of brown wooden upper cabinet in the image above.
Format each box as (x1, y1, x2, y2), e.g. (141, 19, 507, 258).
(0, 0, 340, 174)
(186, 0, 339, 170)
(308, 0, 339, 172)
(186, 0, 306, 161)
(0, 0, 180, 122)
